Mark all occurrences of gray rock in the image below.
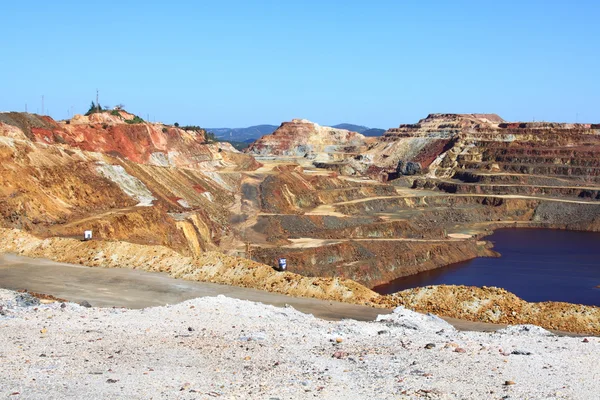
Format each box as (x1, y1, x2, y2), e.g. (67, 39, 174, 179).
(397, 161, 422, 176)
(79, 300, 92, 308)
(15, 293, 40, 307)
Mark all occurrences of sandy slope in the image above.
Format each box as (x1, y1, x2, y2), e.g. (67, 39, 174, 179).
(1, 290, 599, 400)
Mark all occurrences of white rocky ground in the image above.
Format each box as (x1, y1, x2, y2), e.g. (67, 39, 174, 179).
(0, 289, 598, 400)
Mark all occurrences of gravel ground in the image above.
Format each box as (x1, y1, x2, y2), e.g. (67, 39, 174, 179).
(0, 289, 598, 400)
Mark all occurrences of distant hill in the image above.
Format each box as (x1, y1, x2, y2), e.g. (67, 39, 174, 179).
(209, 122, 386, 143)
(208, 125, 278, 142)
(332, 124, 386, 136)
(361, 128, 386, 137)
(332, 123, 369, 133)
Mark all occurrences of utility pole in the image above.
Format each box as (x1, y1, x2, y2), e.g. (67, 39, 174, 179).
(41, 95, 44, 115)
(96, 89, 99, 111)
(25, 103, 27, 113)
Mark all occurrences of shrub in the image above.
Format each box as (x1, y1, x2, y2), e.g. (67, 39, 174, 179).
(110, 110, 121, 117)
(205, 131, 216, 143)
(181, 125, 203, 131)
(162, 127, 168, 133)
(85, 101, 102, 116)
(124, 116, 145, 124)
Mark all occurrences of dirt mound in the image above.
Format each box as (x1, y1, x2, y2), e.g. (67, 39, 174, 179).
(387, 285, 600, 335)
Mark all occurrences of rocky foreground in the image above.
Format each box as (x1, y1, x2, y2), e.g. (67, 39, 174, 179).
(1, 290, 599, 400)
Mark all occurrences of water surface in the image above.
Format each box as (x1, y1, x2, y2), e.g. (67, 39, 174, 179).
(374, 229, 600, 306)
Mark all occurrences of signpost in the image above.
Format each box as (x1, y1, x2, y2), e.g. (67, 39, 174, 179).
(278, 258, 287, 271)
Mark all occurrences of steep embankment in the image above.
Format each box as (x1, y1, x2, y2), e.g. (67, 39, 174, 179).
(252, 240, 495, 288)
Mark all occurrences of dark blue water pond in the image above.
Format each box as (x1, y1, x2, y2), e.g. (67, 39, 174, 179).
(374, 229, 600, 306)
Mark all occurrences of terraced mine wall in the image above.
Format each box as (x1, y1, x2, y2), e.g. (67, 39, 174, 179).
(245, 113, 600, 287)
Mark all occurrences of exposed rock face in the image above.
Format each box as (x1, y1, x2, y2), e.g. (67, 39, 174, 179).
(396, 160, 421, 176)
(252, 240, 495, 288)
(246, 119, 369, 162)
(0, 111, 260, 255)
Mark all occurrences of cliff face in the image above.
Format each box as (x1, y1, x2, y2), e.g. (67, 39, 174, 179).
(245, 119, 369, 162)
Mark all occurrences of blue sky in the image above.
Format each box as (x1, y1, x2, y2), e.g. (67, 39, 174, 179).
(1, 1, 598, 128)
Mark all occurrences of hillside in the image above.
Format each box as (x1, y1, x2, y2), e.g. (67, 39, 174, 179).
(331, 123, 369, 133)
(0, 110, 260, 257)
(245, 119, 369, 162)
(332, 124, 385, 137)
(209, 123, 385, 143)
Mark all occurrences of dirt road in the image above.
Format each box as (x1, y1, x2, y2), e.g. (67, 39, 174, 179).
(0, 253, 583, 335)
(0, 253, 387, 321)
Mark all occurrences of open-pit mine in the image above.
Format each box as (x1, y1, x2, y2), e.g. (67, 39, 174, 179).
(1, 111, 600, 335)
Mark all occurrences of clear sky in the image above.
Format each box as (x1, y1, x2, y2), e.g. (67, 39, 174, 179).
(1, 1, 598, 128)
